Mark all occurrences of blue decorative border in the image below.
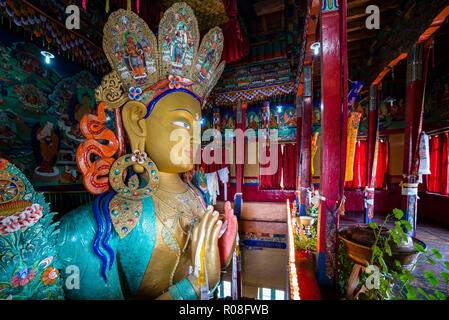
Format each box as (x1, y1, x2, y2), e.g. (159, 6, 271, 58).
(144, 88, 202, 119)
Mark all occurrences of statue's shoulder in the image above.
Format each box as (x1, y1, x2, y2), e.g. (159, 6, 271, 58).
(57, 202, 97, 244)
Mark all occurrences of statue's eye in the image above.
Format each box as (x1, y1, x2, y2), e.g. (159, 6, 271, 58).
(171, 121, 190, 130)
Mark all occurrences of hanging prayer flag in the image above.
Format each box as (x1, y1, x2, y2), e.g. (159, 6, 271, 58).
(345, 112, 362, 181)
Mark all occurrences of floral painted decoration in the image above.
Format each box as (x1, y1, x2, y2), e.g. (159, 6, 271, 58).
(10, 268, 36, 288)
(0, 159, 64, 300)
(0, 203, 43, 236)
(128, 87, 142, 101)
(168, 75, 182, 89)
(131, 150, 147, 164)
(41, 266, 59, 286)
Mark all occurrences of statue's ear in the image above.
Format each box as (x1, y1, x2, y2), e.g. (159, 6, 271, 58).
(122, 101, 148, 172)
(122, 100, 147, 137)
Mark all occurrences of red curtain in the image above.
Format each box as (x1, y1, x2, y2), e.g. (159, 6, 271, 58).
(345, 140, 367, 189)
(259, 144, 283, 190)
(221, 0, 249, 63)
(200, 147, 229, 174)
(345, 139, 390, 190)
(428, 135, 442, 193)
(282, 144, 298, 190)
(440, 133, 448, 195)
(375, 139, 389, 189)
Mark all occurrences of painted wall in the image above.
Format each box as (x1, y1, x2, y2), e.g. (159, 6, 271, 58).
(0, 29, 101, 191)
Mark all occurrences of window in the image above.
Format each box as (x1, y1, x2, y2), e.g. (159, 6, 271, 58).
(258, 287, 286, 300)
(217, 280, 232, 298)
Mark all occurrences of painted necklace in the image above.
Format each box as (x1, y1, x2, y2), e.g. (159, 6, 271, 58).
(153, 185, 203, 285)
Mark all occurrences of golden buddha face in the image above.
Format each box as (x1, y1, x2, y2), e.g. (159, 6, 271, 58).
(122, 91, 201, 174)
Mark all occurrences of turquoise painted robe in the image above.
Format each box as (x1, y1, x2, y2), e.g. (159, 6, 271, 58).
(57, 192, 157, 300)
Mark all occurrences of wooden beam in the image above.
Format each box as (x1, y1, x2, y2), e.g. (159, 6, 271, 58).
(347, 0, 373, 10)
(253, 0, 285, 16)
(347, 3, 398, 22)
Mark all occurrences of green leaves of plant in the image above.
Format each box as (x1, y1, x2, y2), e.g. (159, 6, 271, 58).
(440, 272, 449, 284)
(414, 243, 426, 253)
(425, 255, 437, 266)
(434, 290, 446, 300)
(424, 270, 439, 286)
(405, 284, 417, 300)
(393, 208, 404, 220)
(431, 248, 443, 259)
(369, 222, 377, 230)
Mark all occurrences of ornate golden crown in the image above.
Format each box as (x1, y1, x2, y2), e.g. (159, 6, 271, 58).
(96, 2, 225, 113)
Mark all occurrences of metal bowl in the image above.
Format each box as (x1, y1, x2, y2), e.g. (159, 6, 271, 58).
(339, 225, 426, 271)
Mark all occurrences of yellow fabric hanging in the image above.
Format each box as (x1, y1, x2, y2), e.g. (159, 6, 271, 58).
(345, 112, 362, 182)
(106, 0, 109, 13)
(311, 132, 319, 176)
(127, 0, 132, 11)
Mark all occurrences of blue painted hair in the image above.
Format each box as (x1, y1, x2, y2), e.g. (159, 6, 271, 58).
(143, 88, 202, 119)
(92, 191, 115, 283)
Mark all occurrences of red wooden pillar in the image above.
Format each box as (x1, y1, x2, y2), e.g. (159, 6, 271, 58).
(317, 0, 345, 285)
(300, 64, 313, 217)
(402, 41, 431, 237)
(233, 101, 246, 299)
(365, 85, 379, 224)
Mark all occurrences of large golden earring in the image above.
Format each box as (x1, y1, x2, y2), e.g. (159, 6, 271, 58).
(108, 150, 159, 238)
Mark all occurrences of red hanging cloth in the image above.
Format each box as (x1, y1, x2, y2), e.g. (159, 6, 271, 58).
(428, 135, 442, 193)
(375, 139, 389, 189)
(271, 143, 283, 189)
(441, 133, 449, 195)
(259, 144, 282, 190)
(345, 140, 367, 189)
(220, 0, 249, 63)
(282, 144, 298, 190)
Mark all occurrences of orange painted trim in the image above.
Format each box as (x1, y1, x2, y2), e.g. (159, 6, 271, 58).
(372, 53, 408, 86)
(372, 5, 449, 86)
(417, 5, 449, 43)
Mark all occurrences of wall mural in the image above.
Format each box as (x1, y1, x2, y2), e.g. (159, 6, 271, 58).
(0, 40, 101, 189)
(245, 104, 297, 141)
(200, 104, 297, 142)
(424, 71, 449, 129)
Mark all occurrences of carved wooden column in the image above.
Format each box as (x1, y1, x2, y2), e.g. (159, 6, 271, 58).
(402, 41, 431, 237)
(234, 101, 247, 220)
(365, 85, 379, 224)
(300, 64, 313, 217)
(317, 0, 345, 285)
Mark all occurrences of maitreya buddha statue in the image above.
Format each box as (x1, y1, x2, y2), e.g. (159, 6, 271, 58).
(0, 3, 237, 300)
(56, 2, 237, 300)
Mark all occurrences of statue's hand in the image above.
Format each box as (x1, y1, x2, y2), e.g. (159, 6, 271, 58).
(218, 201, 238, 268)
(191, 206, 221, 291)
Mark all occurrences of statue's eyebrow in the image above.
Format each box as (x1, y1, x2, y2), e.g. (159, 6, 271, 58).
(170, 108, 193, 116)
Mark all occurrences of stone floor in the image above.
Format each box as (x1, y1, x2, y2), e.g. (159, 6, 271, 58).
(340, 212, 449, 299)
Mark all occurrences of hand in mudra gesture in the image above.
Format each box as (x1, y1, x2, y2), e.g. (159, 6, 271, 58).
(190, 201, 237, 290)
